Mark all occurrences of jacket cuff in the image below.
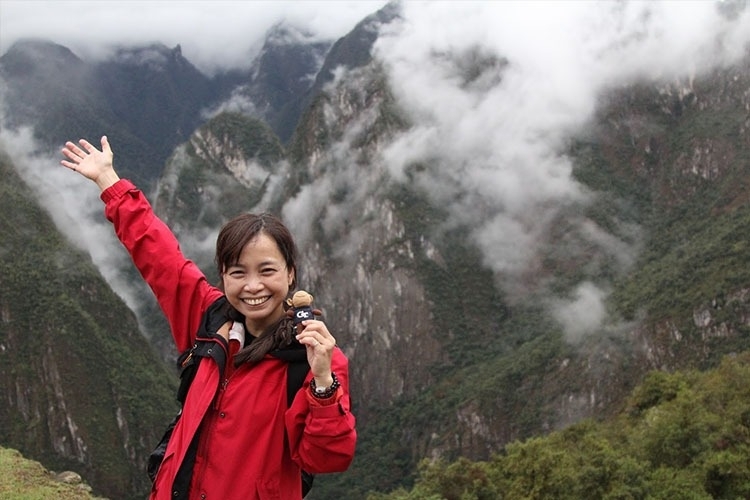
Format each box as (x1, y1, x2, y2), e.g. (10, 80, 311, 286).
(100, 179, 135, 204)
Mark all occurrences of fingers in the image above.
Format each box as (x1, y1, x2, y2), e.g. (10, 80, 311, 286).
(60, 143, 83, 171)
(62, 141, 84, 160)
(78, 137, 107, 156)
(62, 137, 105, 158)
(296, 320, 336, 349)
(299, 325, 337, 380)
(78, 138, 95, 152)
(299, 333, 333, 349)
(60, 136, 111, 168)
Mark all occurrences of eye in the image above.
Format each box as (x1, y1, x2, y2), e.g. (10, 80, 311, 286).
(227, 268, 245, 278)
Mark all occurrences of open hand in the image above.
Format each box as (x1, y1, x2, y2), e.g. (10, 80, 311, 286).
(61, 136, 120, 190)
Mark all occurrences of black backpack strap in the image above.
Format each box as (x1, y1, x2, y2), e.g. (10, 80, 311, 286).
(169, 308, 316, 498)
(176, 339, 227, 404)
(270, 341, 314, 497)
(150, 297, 234, 495)
(287, 357, 314, 497)
(175, 297, 233, 404)
(285, 356, 311, 406)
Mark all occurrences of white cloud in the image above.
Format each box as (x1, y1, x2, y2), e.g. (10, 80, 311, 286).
(551, 281, 609, 343)
(0, 0, 389, 74)
(0, 127, 146, 313)
(372, 0, 750, 337)
(3, 0, 749, 343)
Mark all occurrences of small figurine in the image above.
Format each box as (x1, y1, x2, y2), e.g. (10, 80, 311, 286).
(287, 290, 322, 333)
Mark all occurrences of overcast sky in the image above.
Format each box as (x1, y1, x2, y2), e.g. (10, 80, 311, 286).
(0, 0, 389, 73)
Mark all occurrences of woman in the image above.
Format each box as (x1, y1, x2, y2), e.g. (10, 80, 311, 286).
(61, 136, 356, 499)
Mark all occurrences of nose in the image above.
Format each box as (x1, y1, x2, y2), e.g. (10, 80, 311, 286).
(241, 274, 263, 292)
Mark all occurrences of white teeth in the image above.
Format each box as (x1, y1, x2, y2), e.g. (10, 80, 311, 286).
(243, 297, 268, 306)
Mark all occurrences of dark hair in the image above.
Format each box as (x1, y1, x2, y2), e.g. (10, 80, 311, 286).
(215, 212, 298, 290)
(215, 213, 300, 366)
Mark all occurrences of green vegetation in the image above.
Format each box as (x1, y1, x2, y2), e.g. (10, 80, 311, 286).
(323, 63, 750, 498)
(331, 332, 568, 497)
(368, 352, 750, 499)
(156, 112, 287, 242)
(0, 446, 105, 500)
(388, 181, 513, 368)
(4, 32, 750, 500)
(0, 153, 179, 500)
(318, 58, 750, 497)
(613, 199, 750, 325)
(204, 112, 286, 166)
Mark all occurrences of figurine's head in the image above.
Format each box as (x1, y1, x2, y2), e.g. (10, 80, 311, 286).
(290, 290, 314, 308)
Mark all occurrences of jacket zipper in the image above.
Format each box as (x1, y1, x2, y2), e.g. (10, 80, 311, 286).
(214, 377, 229, 410)
(194, 339, 231, 492)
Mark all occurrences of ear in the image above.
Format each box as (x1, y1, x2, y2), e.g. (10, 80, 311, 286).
(287, 267, 295, 288)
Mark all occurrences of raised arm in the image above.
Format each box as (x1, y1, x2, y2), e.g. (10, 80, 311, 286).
(61, 136, 223, 351)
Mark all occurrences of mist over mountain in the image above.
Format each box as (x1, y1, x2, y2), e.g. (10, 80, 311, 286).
(1, 1, 750, 497)
(0, 146, 180, 499)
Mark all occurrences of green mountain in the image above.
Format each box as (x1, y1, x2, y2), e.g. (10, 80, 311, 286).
(1, 3, 750, 498)
(288, 49, 750, 497)
(0, 152, 180, 499)
(369, 352, 750, 499)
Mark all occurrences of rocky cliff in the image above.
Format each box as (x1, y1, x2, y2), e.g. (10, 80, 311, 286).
(1, 2, 749, 497)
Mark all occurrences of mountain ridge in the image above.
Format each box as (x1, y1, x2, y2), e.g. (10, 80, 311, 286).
(1, 3, 750, 497)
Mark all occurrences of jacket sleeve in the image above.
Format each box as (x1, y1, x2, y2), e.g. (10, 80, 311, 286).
(101, 179, 223, 352)
(285, 349, 357, 474)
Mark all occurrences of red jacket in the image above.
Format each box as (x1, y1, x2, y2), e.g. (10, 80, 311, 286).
(102, 180, 356, 500)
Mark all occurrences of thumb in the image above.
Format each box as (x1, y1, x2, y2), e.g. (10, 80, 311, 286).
(101, 135, 112, 155)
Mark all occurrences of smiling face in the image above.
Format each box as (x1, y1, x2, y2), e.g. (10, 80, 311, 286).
(215, 213, 298, 337)
(222, 232, 295, 335)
